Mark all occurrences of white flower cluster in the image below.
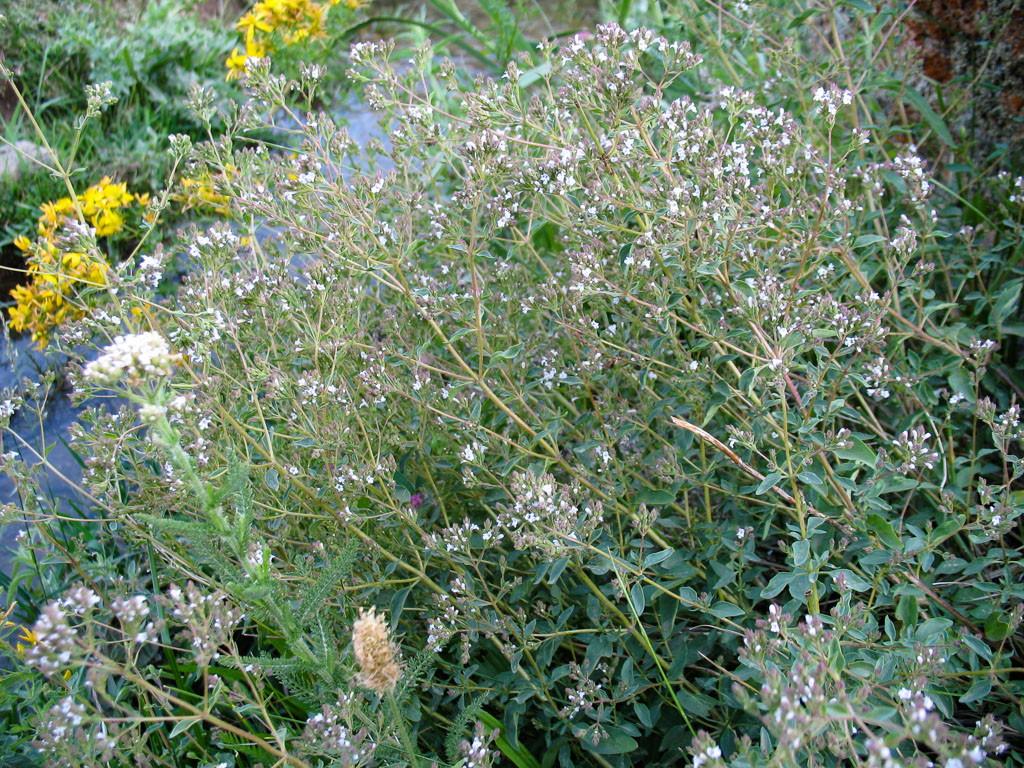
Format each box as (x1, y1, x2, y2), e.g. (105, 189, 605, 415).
(812, 83, 853, 124)
(892, 425, 939, 474)
(111, 595, 149, 625)
(164, 582, 243, 666)
(84, 80, 116, 118)
(303, 696, 375, 763)
(83, 332, 182, 386)
(137, 254, 165, 289)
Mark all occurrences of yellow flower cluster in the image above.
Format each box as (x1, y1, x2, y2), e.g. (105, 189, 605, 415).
(225, 0, 369, 78)
(9, 178, 148, 348)
(13, 625, 36, 657)
(177, 166, 234, 218)
(9, 240, 110, 349)
(37, 178, 148, 240)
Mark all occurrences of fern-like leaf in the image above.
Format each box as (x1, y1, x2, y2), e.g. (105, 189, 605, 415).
(396, 646, 439, 700)
(445, 692, 496, 763)
(295, 540, 358, 626)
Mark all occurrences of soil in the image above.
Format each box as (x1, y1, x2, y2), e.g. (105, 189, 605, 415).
(191, 0, 249, 23)
(0, 82, 17, 124)
(905, 0, 1024, 154)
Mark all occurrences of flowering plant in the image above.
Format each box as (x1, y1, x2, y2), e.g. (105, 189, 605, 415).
(8, 177, 152, 348)
(2, 2, 1024, 767)
(226, 0, 369, 79)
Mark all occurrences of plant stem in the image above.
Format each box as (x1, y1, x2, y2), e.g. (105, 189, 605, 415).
(386, 690, 421, 768)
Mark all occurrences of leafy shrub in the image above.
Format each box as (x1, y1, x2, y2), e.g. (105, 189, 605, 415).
(0, 0, 91, 115)
(2, 2, 1023, 768)
(55, 0, 237, 127)
(0, 0, 242, 299)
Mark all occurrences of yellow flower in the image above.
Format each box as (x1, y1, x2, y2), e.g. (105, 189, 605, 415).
(226, 36, 270, 79)
(15, 626, 36, 657)
(225, 47, 248, 76)
(38, 197, 76, 239)
(237, 10, 273, 39)
(78, 178, 133, 235)
(226, 0, 352, 76)
(94, 208, 124, 237)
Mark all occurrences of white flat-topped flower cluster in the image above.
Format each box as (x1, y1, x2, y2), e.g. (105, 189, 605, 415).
(83, 331, 182, 386)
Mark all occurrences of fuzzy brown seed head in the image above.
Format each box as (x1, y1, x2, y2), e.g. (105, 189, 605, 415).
(352, 607, 402, 693)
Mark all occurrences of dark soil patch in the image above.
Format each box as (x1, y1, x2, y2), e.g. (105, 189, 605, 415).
(906, 0, 1024, 155)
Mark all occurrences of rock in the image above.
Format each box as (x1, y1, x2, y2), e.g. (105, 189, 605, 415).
(0, 140, 46, 183)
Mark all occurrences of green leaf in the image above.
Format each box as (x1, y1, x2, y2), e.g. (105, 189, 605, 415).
(630, 584, 646, 615)
(677, 587, 699, 605)
(584, 728, 639, 755)
(709, 560, 736, 589)
(297, 541, 359, 626)
(756, 472, 783, 495)
(916, 617, 953, 643)
(264, 468, 280, 491)
(963, 634, 993, 662)
(902, 87, 956, 147)
(710, 601, 745, 619)
(546, 557, 570, 585)
(792, 540, 810, 567)
(642, 548, 674, 568)
(491, 343, 524, 361)
(169, 717, 201, 738)
(390, 586, 413, 630)
(833, 436, 877, 467)
(866, 514, 902, 550)
(992, 279, 1022, 330)
(875, 476, 922, 495)
(896, 594, 918, 628)
(636, 488, 676, 505)
(947, 369, 976, 404)
(854, 234, 887, 248)
(830, 569, 871, 591)
(634, 701, 652, 729)
(797, 471, 823, 487)
(762, 572, 793, 599)
(674, 691, 713, 717)
(960, 679, 992, 705)
(787, 8, 822, 27)
(985, 612, 1011, 641)
(478, 712, 541, 768)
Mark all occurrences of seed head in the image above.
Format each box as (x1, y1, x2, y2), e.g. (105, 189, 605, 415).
(352, 608, 401, 693)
